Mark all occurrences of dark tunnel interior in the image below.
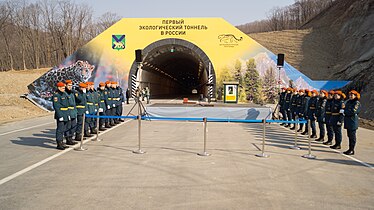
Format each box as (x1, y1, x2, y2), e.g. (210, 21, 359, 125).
(139, 44, 209, 98)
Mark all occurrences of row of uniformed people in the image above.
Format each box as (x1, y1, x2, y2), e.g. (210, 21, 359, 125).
(52, 80, 125, 150)
(279, 87, 361, 155)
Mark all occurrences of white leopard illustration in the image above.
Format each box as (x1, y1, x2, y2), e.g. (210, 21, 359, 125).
(27, 60, 95, 111)
(218, 34, 243, 43)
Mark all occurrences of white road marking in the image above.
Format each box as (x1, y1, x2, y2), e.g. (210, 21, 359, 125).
(277, 123, 373, 169)
(0, 119, 133, 186)
(0, 122, 54, 136)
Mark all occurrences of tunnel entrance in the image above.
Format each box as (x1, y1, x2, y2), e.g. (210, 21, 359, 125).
(128, 39, 216, 99)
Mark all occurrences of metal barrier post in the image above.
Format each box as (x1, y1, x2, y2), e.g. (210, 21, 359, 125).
(133, 100, 145, 154)
(302, 119, 316, 159)
(256, 119, 269, 158)
(75, 114, 87, 151)
(92, 111, 102, 142)
(198, 117, 210, 156)
(290, 116, 300, 150)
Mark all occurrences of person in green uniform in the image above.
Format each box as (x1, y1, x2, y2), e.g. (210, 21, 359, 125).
(97, 82, 107, 131)
(64, 80, 77, 145)
(74, 82, 90, 140)
(52, 82, 70, 150)
(316, 90, 328, 142)
(329, 90, 345, 149)
(86, 82, 97, 135)
(343, 90, 361, 155)
(323, 90, 335, 145)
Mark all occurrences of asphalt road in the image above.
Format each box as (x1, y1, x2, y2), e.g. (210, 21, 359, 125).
(0, 99, 373, 209)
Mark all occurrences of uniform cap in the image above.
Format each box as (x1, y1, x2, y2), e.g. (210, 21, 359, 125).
(281, 87, 287, 90)
(349, 90, 360, 100)
(311, 90, 318, 94)
(342, 93, 346, 99)
(79, 83, 87, 88)
(99, 82, 105, 87)
(320, 90, 328, 96)
(57, 82, 65, 87)
(286, 87, 292, 91)
(298, 89, 305, 93)
(86, 81, 94, 85)
(328, 90, 335, 95)
(111, 81, 117, 84)
(334, 90, 343, 96)
(304, 89, 310, 93)
(65, 80, 72, 84)
(105, 80, 111, 84)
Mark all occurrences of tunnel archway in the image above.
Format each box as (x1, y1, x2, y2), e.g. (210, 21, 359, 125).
(128, 38, 216, 99)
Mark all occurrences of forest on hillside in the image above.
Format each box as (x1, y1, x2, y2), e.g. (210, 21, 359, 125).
(0, 0, 120, 71)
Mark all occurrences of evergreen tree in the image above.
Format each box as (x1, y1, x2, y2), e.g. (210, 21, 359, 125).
(217, 66, 234, 98)
(244, 58, 264, 104)
(263, 66, 278, 103)
(233, 59, 242, 86)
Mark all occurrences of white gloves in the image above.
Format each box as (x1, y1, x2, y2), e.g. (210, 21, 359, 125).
(113, 104, 116, 107)
(86, 111, 89, 114)
(107, 105, 110, 109)
(68, 116, 71, 120)
(59, 117, 64, 121)
(99, 108, 103, 112)
(95, 109, 97, 112)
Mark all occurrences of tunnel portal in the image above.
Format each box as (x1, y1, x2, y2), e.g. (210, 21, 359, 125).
(129, 39, 216, 99)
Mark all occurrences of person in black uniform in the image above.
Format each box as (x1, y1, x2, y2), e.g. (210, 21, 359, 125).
(296, 89, 305, 132)
(125, 88, 130, 104)
(301, 89, 311, 135)
(111, 81, 120, 124)
(64, 80, 77, 145)
(343, 90, 361, 155)
(323, 90, 335, 145)
(290, 88, 299, 130)
(307, 90, 319, 138)
(85, 82, 97, 135)
(74, 82, 90, 140)
(106, 81, 116, 126)
(316, 90, 328, 142)
(52, 82, 70, 150)
(329, 90, 345, 149)
(279, 87, 287, 125)
(284, 88, 293, 127)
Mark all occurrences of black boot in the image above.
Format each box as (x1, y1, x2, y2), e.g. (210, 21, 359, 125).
(330, 144, 341, 149)
(290, 126, 296, 130)
(66, 137, 77, 145)
(91, 128, 98, 134)
(56, 141, 65, 150)
(316, 137, 324, 142)
(105, 123, 112, 128)
(343, 150, 354, 155)
(297, 128, 303, 132)
(310, 134, 317, 138)
(301, 131, 308, 135)
(61, 141, 69, 149)
(75, 134, 83, 141)
(99, 126, 106, 131)
(84, 132, 93, 137)
(323, 140, 332, 145)
(120, 119, 125, 122)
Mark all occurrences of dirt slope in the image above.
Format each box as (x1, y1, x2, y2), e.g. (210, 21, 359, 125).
(0, 69, 51, 124)
(249, 0, 374, 119)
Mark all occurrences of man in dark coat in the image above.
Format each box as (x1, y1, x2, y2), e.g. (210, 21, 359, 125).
(279, 88, 287, 125)
(301, 90, 311, 135)
(284, 88, 293, 127)
(343, 90, 361, 155)
(97, 82, 107, 131)
(307, 90, 319, 138)
(290, 88, 299, 130)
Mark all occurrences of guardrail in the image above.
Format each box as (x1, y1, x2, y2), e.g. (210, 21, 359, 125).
(83, 114, 314, 158)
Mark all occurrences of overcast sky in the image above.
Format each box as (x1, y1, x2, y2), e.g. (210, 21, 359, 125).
(74, 0, 295, 25)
